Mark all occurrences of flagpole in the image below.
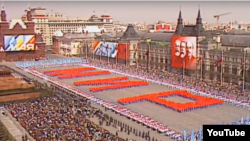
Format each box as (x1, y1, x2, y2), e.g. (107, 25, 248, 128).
(220, 50, 223, 86)
(201, 50, 203, 81)
(85, 44, 88, 59)
(116, 53, 118, 65)
(99, 48, 102, 61)
(182, 59, 185, 79)
(147, 43, 149, 73)
(136, 42, 139, 69)
(100, 42, 103, 61)
(146, 39, 151, 73)
(116, 37, 120, 65)
(125, 40, 127, 67)
(243, 51, 246, 92)
(107, 44, 110, 63)
(92, 39, 94, 60)
(92, 47, 94, 60)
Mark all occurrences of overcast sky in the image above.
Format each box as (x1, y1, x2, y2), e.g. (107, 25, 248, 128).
(2, 1, 249, 23)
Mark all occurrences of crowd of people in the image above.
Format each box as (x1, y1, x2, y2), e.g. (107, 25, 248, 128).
(4, 87, 127, 141)
(3, 56, 250, 141)
(87, 58, 250, 100)
(4, 82, 166, 141)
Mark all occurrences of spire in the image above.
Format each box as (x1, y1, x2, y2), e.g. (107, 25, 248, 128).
(1, 2, 6, 22)
(175, 6, 183, 35)
(178, 6, 182, 19)
(26, 3, 32, 21)
(196, 5, 203, 36)
(196, 5, 202, 25)
(197, 8, 201, 19)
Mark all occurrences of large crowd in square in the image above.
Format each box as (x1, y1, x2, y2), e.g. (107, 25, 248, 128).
(3, 57, 250, 141)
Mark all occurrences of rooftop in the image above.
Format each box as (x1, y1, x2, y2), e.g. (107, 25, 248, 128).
(222, 34, 250, 47)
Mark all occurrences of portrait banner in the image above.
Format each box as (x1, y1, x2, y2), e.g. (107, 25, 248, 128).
(171, 36, 197, 70)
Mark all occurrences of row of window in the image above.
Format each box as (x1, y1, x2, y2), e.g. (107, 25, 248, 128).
(140, 47, 248, 64)
(208, 55, 248, 63)
(139, 48, 169, 54)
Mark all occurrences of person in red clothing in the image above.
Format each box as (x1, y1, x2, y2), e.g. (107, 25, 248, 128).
(185, 40, 196, 70)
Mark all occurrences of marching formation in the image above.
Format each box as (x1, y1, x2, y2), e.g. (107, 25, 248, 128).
(3, 57, 250, 141)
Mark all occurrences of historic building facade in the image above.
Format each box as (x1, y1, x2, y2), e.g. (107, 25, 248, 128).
(22, 7, 114, 46)
(137, 9, 250, 85)
(0, 6, 45, 61)
(84, 9, 250, 85)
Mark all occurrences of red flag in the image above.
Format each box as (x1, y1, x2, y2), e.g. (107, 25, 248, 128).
(215, 58, 222, 66)
(197, 57, 202, 65)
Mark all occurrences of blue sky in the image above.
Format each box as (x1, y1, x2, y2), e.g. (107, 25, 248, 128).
(2, 1, 249, 23)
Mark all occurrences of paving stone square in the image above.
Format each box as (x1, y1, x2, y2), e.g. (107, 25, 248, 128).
(37, 65, 250, 132)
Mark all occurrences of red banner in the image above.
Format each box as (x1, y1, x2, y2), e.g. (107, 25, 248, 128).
(116, 43, 129, 60)
(171, 36, 197, 70)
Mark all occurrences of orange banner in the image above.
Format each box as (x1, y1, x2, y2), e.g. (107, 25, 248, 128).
(171, 36, 197, 70)
(92, 41, 101, 52)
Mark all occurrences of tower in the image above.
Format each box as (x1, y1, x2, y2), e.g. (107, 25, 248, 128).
(26, 5, 32, 21)
(1, 4, 6, 21)
(196, 8, 203, 36)
(175, 7, 183, 35)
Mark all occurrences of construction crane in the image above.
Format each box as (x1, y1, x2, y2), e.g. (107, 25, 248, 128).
(214, 12, 231, 29)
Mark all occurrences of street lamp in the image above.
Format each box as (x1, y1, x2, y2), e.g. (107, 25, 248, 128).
(85, 40, 88, 59)
(116, 37, 120, 65)
(146, 38, 151, 73)
(125, 38, 129, 67)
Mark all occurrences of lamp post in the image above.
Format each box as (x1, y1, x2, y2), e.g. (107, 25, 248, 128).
(146, 38, 151, 73)
(107, 40, 110, 64)
(92, 38, 95, 60)
(136, 40, 139, 69)
(116, 37, 120, 65)
(85, 40, 88, 59)
(125, 39, 128, 67)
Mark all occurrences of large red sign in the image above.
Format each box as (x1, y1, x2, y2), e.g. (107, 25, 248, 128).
(155, 24, 171, 32)
(171, 36, 197, 70)
(116, 43, 129, 60)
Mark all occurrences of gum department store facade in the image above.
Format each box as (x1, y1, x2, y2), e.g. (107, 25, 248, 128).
(54, 9, 250, 85)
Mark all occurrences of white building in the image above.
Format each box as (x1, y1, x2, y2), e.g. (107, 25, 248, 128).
(22, 7, 114, 46)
